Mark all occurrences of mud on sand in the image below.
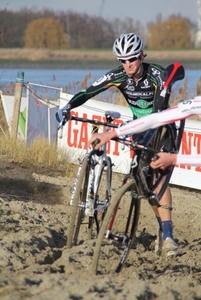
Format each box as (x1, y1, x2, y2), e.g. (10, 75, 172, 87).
(0, 156, 201, 300)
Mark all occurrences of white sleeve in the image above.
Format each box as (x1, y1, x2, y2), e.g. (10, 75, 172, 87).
(115, 96, 201, 137)
(176, 154, 201, 166)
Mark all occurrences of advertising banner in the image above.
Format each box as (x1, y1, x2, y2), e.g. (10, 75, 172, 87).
(58, 92, 201, 190)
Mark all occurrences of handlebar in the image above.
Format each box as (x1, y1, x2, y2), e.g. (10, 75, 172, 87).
(58, 114, 119, 138)
(70, 115, 119, 128)
(58, 114, 163, 157)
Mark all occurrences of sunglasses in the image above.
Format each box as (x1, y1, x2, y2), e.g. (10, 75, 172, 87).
(119, 56, 140, 64)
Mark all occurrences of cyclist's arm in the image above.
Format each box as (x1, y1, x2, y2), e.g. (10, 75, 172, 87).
(89, 97, 201, 149)
(116, 97, 201, 137)
(150, 152, 201, 169)
(66, 68, 124, 110)
(56, 80, 114, 124)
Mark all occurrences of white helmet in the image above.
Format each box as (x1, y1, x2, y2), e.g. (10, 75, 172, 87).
(113, 33, 144, 58)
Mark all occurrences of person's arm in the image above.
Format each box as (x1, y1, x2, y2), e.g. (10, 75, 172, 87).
(68, 67, 124, 109)
(116, 97, 201, 137)
(150, 152, 201, 169)
(176, 154, 201, 167)
(56, 72, 116, 124)
(89, 97, 201, 149)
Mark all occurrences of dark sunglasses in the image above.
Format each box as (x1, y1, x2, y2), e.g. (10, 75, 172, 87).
(119, 56, 140, 64)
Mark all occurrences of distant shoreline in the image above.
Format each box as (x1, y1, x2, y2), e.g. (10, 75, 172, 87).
(0, 48, 201, 70)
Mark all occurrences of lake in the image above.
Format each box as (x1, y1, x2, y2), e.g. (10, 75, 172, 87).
(0, 68, 200, 100)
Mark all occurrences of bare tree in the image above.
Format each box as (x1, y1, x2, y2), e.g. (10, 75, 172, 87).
(24, 17, 68, 49)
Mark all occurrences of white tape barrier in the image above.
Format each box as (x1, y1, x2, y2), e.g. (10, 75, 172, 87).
(1, 90, 58, 144)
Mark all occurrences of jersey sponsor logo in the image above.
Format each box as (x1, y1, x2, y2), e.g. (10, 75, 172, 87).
(141, 79, 151, 89)
(127, 78, 134, 85)
(157, 76, 164, 89)
(92, 73, 115, 86)
(151, 68, 160, 76)
(114, 70, 125, 77)
(128, 98, 153, 108)
(179, 100, 201, 113)
(106, 73, 114, 80)
(92, 75, 107, 86)
(131, 107, 153, 118)
(179, 100, 193, 113)
(151, 67, 163, 89)
(125, 91, 154, 98)
(125, 85, 135, 91)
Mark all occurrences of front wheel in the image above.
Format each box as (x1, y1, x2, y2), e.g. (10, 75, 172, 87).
(93, 156, 112, 236)
(67, 156, 91, 249)
(91, 178, 141, 275)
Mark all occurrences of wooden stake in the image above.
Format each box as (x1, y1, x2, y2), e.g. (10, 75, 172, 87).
(11, 72, 24, 138)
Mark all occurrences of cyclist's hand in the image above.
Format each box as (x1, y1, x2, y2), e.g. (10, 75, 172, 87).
(89, 133, 104, 149)
(150, 152, 176, 169)
(55, 107, 70, 126)
(89, 131, 117, 150)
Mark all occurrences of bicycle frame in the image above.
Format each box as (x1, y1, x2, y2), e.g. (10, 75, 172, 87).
(117, 123, 181, 204)
(67, 111, 121, 247)
(69, 112, 119, 215)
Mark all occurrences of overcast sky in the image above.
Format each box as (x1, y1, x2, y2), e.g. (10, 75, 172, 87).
(0, 0, 198, 25)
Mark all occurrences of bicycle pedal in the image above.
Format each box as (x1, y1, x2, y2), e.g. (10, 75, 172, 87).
(148, 195, 160, 207)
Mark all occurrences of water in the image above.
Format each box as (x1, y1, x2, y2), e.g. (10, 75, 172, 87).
(0, 68, 200, 100)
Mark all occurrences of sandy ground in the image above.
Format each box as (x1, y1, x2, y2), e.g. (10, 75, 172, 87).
(0, 155, 201, 300)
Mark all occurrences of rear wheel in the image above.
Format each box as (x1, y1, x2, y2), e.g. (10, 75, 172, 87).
(145, 123, 184, 201)
(91, 178, 141, 275)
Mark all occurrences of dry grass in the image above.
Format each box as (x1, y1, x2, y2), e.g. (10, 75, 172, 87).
(0, 133, 74, 176)
(0, 93, 75, 175)
(0, 100, 73, 175)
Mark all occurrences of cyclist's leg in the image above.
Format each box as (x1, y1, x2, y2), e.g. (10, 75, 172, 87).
(144, 124, 180, 257)
(153, 179, 180, 257)
(156, 124, 180, 257)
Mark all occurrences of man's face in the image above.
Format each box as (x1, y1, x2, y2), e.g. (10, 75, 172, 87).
(118, 53, 142, 77)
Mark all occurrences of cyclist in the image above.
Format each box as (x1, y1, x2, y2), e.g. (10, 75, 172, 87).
(55, 32, 181, 257)
(89, 96, 201, 168)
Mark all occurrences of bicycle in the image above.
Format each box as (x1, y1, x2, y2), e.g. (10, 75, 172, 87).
(91, 62, 185, 274)
(66, 111, 122, 249)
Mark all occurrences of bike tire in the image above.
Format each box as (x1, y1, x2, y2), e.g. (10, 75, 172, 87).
(88, 155, 112, 239)
(152, 120, 185, 199)
(91, 178, 141, 275)
(145, 124, 177, 201)
(67, 155, 90, 249)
